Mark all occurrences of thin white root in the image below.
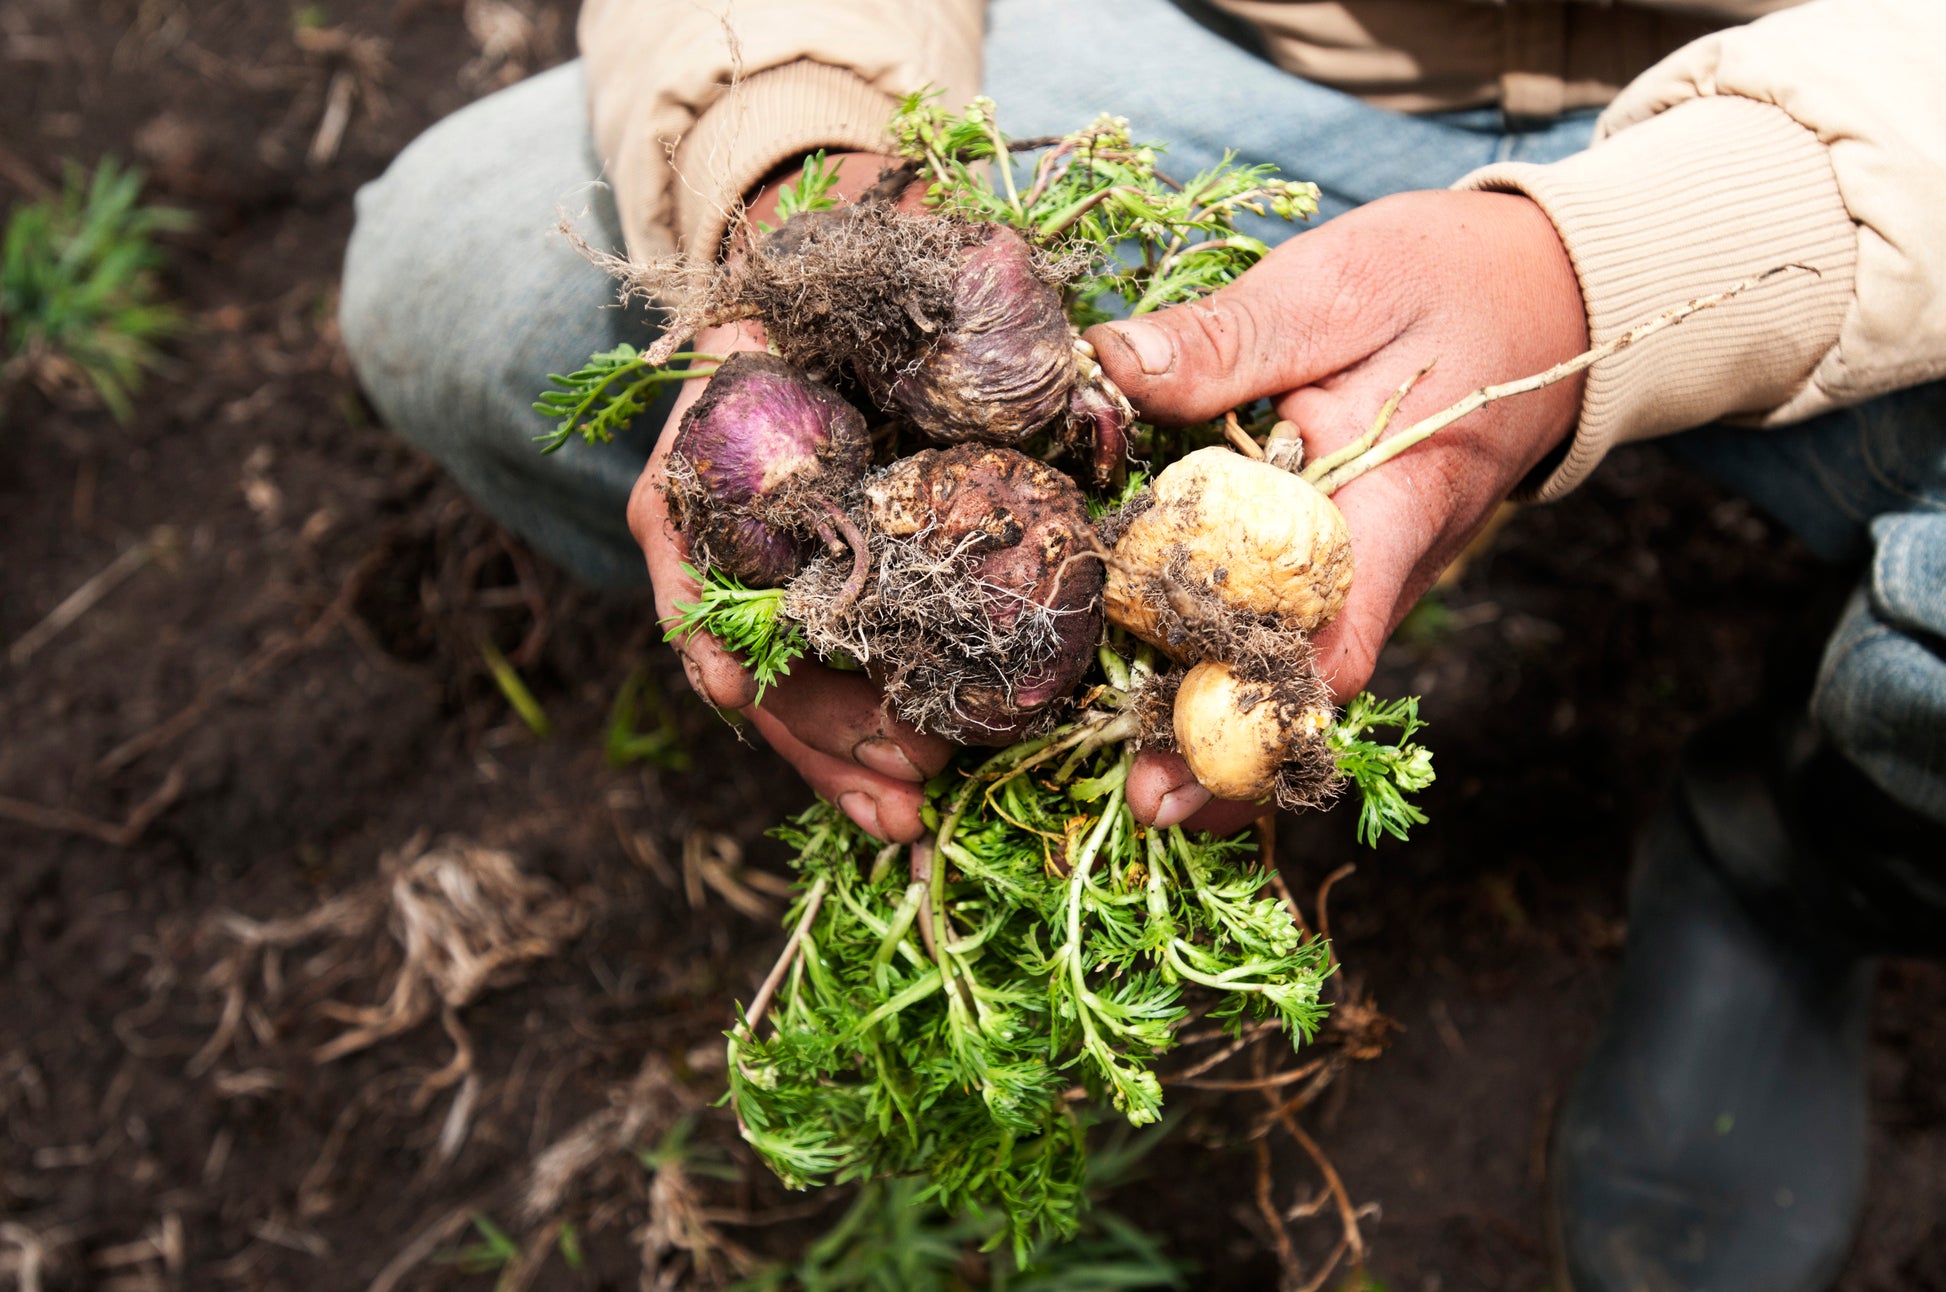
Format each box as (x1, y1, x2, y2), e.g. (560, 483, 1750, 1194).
(740, 874, 831, 1035)
(192, 835, 589, 1075)
(313, 838, 590, 1063)
(1312, 263, 1815, 496)
(8, 526, 174, 667)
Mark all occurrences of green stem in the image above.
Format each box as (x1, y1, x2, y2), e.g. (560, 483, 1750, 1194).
(844, 969, 945, 1038)
(874, 882, 929, 977)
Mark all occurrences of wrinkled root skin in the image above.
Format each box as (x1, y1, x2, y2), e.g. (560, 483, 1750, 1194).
(798, 444, 1106, 744)
(865, 226, 1078, 447)
(664, 353, 869, 586)
(1069, 341, 1137, 488)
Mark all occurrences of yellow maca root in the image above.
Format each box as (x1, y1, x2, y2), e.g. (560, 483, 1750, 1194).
(1105, 447, 1353, 656)
(1173, 659, 1331, 801)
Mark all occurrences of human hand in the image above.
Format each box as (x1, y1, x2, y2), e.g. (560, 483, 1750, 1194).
(1085, 190, 1589, 833)
(628, 154, 950, 843)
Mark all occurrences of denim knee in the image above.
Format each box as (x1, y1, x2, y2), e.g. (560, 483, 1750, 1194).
(339, 61, 662, 588)
(1814, 513, 1946, 824)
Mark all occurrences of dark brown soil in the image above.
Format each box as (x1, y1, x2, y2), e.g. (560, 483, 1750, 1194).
(2, 4, 1941, 1289)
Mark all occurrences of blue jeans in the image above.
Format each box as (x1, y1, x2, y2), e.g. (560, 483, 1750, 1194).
(339, 0, 1946, 823)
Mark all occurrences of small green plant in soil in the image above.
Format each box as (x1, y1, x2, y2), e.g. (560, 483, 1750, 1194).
(1, 157, 192, 422)
(606, 666, 692, 770)
(733, 1128, 1188, 1292)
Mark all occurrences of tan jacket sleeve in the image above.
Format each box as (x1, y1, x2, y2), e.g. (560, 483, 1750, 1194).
(578, 0, 984, 261)
(1457, 0, 1946, 499)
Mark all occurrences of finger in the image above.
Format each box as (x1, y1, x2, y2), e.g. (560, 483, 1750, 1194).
(1181, 796, 1270, 838)
(632, 322, 771, 710)
(1278, 385, 1432, 705)
(633, 461, 762, 709)
(757, 669, 952, 781)
(1083, 236, 1399, 425)
(744, 705, 928, 843)
(1128, 749, 1261, 834)
(1277, 369, 1499, 704)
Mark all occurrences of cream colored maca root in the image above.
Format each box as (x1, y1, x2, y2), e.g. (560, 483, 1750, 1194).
(1173, 659, 1333, 802)
(1105, 446, 1354, 656)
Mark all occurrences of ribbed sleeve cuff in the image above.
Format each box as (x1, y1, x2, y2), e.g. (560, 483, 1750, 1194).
(672, 61, 898, 260)
(1459, 95, 1857, 500)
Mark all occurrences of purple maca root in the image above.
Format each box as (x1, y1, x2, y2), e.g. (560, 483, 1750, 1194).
(615, 201, 1134, 482)
(663, 352, 870, 588)
(846, 444, 1105, 742)
(860, 225, 1077, 447)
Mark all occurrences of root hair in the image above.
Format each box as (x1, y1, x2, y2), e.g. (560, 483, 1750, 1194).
(785, 524, 1084, 742)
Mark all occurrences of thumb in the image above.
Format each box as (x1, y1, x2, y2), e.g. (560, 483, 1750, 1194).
(1083, 251, 1384, 425)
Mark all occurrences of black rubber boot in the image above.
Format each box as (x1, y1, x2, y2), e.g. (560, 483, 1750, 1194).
(1551, 714, 1946, 1292)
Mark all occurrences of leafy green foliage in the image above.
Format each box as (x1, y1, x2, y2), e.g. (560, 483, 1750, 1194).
(532, 346, 717, 453)
(1331, 694, 1435, 846)
(1085, 469, 1150, 520)
(728, 668, 1336, 1256)
(732, 1142, 1188, 1292)
(555, 1221, 585, 1273)
(1, 157, 192, 422)
(665, 565, 806, 703)
(435, 1213, 523, 1279)
(480, 639, 550, 738)
(889, 94, 1318, 319)
(769, 149, 842, 226)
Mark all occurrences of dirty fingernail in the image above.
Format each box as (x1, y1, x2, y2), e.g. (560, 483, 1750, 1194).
(1153, 784, 1212, 828)
(837, 791, 883, 838)
(1109, 321, 1175, 376)
(853, 737, 924, 782)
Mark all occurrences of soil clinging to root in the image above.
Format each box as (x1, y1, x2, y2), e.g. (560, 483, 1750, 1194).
(1110, 490, 1343, 811)
(787, 445, 1105, 743)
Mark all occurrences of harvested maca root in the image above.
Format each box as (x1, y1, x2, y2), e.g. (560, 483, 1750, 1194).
(1172, 658, 1335, 807)
(853, 223, 1079, 446)
(1102, 441, 1359, 812)
(840, 443, 1104, 742)
(663, 352, 869, 587)
(533, 91, 1764, 1255)
(1106, 445, 1355, 650)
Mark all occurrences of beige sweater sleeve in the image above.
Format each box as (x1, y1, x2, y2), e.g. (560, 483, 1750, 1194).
(578, 0, 984, 261)
(1457, 0, 1946, 499)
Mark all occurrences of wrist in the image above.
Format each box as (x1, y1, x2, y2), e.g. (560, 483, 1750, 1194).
(1490, 192, 1589, 478)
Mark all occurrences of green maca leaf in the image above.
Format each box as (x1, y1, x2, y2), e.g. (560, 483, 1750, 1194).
(664, 564, 806, 703)
(1332, 692, 1436, 846)
(771, 148, 842, 223)
(887, 92, 1319, 326)
(532, 346, 717, 453)
(729, 669, 1344, 1253)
